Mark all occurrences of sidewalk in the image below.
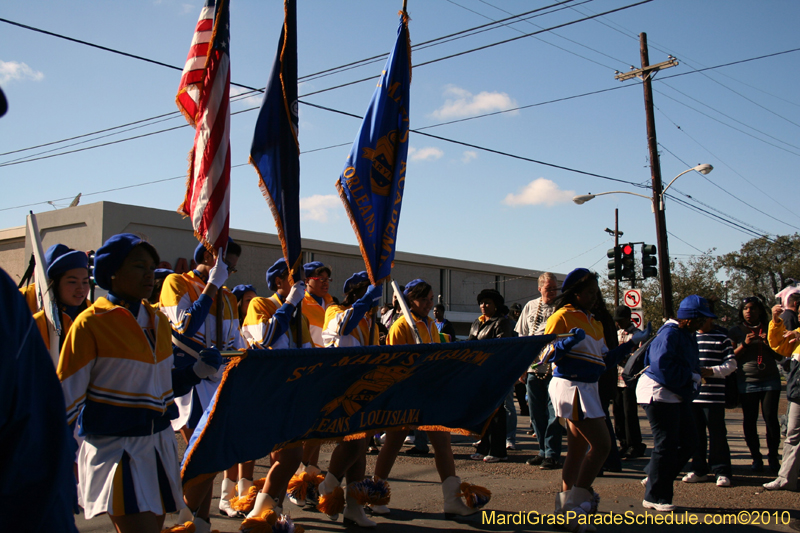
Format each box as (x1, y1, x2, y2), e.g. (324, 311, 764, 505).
(76, 406, 799, 532)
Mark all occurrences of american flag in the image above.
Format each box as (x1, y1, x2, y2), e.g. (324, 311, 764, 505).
(176, 0, 215, 127)
(177, 0, 231, 254)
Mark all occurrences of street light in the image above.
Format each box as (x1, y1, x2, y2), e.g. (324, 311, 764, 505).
(573, 191, 654, 206)
(573, 164, 714, 319)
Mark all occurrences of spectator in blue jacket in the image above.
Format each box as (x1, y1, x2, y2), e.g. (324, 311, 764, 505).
(637, 295, 709, 512)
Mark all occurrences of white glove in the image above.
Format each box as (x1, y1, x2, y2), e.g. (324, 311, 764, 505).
(286, 281, 306, 307)
(207, 248, 229, 289)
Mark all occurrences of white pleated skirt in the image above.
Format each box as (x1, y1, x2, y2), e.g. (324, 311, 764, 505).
(78, 428, 185, 518)
(548, 377, 605, 421)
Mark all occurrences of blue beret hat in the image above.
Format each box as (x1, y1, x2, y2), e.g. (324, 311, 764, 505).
(562, 268, 592, 292)
(194, 237, 236, 264)
(343, 271, 369, 294)
(267, 258, 288, 291)
(303, 261, 330, 279)
(232, 284, 257, 301)
(403, 279, 427, 296)
(677, 295, 717, 320)
(45, 244, 88, 280)
(154, 268, 173, 280)
(94, 233, 159, 291)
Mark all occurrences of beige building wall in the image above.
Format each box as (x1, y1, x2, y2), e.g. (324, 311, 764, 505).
(0, 201, 561, 332)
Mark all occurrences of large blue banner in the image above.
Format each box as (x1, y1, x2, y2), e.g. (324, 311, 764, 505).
(181, 335, 552, 487)
(249, 0, 302, 277)
(335, 14, 410, 285)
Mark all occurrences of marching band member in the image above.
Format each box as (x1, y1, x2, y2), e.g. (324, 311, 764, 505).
(372, 279, 484, 519)
(541, 268, 648, 530)
(159, 241, 245, 444)
(314, 271, 382, 527)
(58, 233, 221, 533)
(33, 244, 90, 351)
(241, 258, 310, 521)
(297, 261, 335, 483)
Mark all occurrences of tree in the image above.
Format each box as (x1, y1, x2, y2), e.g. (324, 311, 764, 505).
(717, 234, 800, 305)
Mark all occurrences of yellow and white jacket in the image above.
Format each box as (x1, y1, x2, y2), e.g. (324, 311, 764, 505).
(58, 297, 199, 436)
(303, 291, 335, 347)
(243, 293, 312, 350)
(387, 313, 441, 346)
(323, 304, 379, 347)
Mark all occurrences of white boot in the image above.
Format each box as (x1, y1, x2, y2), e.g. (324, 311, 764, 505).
(238, 477, 253, 498)
(176, 506, 194, 524)
(317, 472, 344, 521)
(368, 504, 390, 515)
(193, 517, 211, 533)
(247, 492, 281, 519)
(555, 491, 569, 514)
(344, 483, 377, 528)
(563, 487, 596, 533)
(442, 476, 478, 519)
(219, 478, 238, 517)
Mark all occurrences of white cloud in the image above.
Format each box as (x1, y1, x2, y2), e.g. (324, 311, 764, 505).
(230, 86, 263, 108)
(0, 61, 44, 84)
(461, 150, 478, 163)
(299, 194, 340, 222)
(408, 146, 443, 162)
(503, 178, 575, 207)
(430, 85, 517, 120)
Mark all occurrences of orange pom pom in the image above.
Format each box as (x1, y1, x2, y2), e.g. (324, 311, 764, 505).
(317, 486, 345, 516)
(458, 482, 491, 509)
(230, 485, 259, 512)
(239, 509, 278, 533)
(160, 521, 195, 533)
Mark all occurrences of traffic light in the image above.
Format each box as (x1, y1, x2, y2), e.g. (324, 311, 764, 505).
(607, 246, 621, 280)
(620, 243, 635, 280)
(641, 244, 658, 278)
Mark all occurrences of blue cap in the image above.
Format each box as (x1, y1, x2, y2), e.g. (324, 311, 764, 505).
(267, 258, 288, 291)
(154, 268, 173, 280)
(232, 284, 257, 301)
(403, 279, 426, 296)
(45, 244, 88, 280)
(94, 233, 159, 290)
(303, 261, 330, 279)
(343, 271, 369, 293)
(193, 237, 236, 264)
(676, 295, 717, 320)
(562, 268, 592, 292)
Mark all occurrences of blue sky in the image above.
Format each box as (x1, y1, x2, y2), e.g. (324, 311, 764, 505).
(1, 0, 799, 277)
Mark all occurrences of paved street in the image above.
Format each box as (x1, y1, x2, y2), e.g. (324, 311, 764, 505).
(76, 403, 799, 532)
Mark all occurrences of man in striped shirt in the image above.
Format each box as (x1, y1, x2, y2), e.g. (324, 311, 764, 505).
(683, 302, 737, 487)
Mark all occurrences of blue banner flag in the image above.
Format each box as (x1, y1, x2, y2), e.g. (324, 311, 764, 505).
(336, 13, 411, 285)
(181, 335, 552, 487)
(249, 0, 302, 277)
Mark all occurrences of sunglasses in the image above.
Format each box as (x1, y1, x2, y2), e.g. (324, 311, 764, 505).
(742, 296, 759, 304)
(308, 276, 332, 283)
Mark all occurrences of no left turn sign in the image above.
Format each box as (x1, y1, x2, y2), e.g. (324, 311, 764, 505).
(624, 289, 642, 309)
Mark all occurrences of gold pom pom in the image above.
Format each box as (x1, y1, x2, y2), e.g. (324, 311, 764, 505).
(317, 486, 345, 516)
(239, 509, 278, 533)
(230, 485, 259, 512)
(160, 521, 195, 533)
(458, 482, 492, 509)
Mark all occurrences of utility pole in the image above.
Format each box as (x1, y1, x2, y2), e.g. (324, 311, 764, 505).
(615, 32, 678, 319)
(614, 208, 619, 307)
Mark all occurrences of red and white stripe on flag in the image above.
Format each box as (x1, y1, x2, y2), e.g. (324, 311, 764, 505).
(176, 0, 215, 127)
(178, 0, 231, 253)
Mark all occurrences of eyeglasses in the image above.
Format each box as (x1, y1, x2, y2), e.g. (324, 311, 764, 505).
(308, 277, 332, 283)
(224, 261, 237, 274)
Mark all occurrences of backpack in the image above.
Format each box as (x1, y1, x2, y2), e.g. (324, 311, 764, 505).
(621, 335, 655, 384)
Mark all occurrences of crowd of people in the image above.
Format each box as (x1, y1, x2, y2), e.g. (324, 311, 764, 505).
(6, 234, 800, 533)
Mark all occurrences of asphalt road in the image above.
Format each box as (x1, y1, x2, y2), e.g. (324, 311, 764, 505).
(75, 403, 799, 532)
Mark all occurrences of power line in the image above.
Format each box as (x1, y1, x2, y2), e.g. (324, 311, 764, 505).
(657, 141, 800, 231)
(655, 107, 800, 223)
